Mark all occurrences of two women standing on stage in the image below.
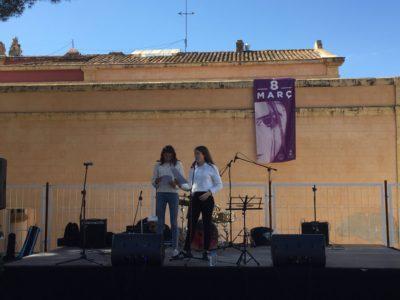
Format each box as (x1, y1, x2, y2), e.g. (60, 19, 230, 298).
(152, 145, 223, 260)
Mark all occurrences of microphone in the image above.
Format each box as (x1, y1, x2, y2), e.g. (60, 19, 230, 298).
(84, 161, 93, 166)
(139, 190, 143, 200)
(233, 153, 239, 163)
(191, 160, 196, 168)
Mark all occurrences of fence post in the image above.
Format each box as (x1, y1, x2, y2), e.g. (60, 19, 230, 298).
(384, 180, 390, 247)
(44, 182, 49, 252)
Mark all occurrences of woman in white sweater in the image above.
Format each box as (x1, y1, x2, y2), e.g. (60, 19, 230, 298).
(152, 145, 185, 258)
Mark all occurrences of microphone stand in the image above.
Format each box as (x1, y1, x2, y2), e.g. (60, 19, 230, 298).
(312, 185, 317, 222)
(132, 190, 143, 233)
(170, 163, 203, 264)
(56, 162, 102, 266)
(219, 154, 241, 250)
(139, 191, 143, 233)
(234, 154, 277, 230)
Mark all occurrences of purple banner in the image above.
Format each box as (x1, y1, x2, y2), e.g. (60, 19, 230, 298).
(254, 78, 296, 163)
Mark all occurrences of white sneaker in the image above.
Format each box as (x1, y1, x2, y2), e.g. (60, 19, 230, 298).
(172, 249, 180, 258)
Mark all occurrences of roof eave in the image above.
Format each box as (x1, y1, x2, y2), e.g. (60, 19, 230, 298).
(0, 57, 345, 71)
(0, 77, 397, 93)
(324, 56, 345, 66)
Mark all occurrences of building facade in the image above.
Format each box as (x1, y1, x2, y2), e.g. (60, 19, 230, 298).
(1, 40, 399, 249)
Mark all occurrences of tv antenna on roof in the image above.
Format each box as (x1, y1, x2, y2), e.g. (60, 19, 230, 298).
(178, 0, 195, 52)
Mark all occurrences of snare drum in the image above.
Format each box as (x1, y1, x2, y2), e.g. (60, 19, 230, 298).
(212, 210, 235, 224)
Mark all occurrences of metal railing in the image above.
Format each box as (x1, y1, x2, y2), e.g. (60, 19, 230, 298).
(0, 181, 398, 253)
(0, 184, 45, 253)
(272, 182, 392, 245)
(386, 183, 400, 247)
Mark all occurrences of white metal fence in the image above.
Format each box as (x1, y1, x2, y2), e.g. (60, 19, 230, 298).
(0, 181, 398, 254)
(386, 183, 400, 246)
(0, 184, 44, 253)
(272, 183, 394, 245)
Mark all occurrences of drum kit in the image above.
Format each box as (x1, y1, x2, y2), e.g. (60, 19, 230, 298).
(177, 193, 236, 250)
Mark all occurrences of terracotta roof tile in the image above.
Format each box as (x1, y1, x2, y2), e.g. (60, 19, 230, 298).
(85, 49, 324, 65)
(1, 48, 343, 68)
(2, 55, 97, 66)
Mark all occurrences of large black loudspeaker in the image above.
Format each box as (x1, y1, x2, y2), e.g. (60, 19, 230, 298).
(111, 233, 164, 266)
(0, 158, 6, 210)
(80, 219, 107, 248)
(271, 234, 326, 267)
(301, 221, 329, 245)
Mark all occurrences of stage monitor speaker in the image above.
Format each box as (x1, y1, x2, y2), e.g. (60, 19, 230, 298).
(111, 233, 164, 266)
(301, 221, 329, 245)
(80, 219, 107, 248)
(0, 158, 6, 210)
(271, 234, 326, 267)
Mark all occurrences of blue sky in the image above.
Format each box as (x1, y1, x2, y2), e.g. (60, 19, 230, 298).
(0, 0, 399, 78)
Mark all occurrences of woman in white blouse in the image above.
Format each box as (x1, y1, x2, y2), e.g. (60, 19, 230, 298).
(152, 145, 185, 258)
(183, 145, 223, 259)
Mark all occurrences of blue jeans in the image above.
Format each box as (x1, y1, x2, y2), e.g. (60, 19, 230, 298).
(156, 192, 179, 249)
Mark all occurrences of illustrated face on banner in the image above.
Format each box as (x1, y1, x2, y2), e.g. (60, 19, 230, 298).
(254, 78, 296, 163)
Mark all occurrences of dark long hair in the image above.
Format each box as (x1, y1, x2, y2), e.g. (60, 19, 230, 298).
(159, 145, 178, 166)
(193, 145, 214, 167)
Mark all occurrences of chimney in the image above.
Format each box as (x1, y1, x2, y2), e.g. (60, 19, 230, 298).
(0, 41, 6, 56)
(314, 40, 323, 50)
(8, 37, 22, 57)
(236, 39, 244, 53)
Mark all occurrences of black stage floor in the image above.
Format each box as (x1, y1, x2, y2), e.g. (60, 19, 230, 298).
(4, 245, 400, 269)
(2, 245, 400, 300)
